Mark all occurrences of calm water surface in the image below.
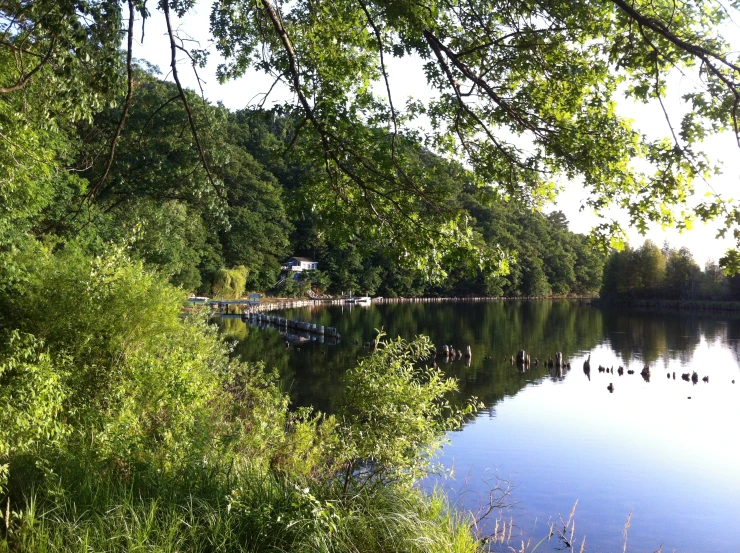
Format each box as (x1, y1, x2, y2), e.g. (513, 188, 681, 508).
(220, 300, 740, 553)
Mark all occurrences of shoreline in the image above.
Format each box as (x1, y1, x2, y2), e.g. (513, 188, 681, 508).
(233, 295, 598, 314)
(592, 298, 740, 312)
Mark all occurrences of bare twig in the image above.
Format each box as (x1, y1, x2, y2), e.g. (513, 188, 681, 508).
(623, 511, 632, 553)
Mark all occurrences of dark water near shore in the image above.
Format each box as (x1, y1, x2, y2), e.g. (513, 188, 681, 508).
(220, 300, 740, 553)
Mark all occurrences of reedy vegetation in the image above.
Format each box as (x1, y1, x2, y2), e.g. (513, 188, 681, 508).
(0, 243, 479, 552)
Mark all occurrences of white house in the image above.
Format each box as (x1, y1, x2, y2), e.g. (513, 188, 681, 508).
(285, 257, 318, 272)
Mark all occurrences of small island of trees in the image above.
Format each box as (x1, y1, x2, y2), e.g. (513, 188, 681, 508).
(601, 241, 740, 303)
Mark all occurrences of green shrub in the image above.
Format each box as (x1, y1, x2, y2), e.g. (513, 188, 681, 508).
(0, 332, 70, 494)
(0, 245, 274, 487)
(0, 245, 482, 553)
(333, 333, 480, 494)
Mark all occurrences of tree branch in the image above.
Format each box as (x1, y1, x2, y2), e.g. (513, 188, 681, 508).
(260, 0, 435, 230)
(609, 0, 740, 146)
(0, 36, 55, 94)
(83, 0, 136, 202)
(162, 0, 223, 199)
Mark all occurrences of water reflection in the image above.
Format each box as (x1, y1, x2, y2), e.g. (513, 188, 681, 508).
(220, 301, 740, 552)
(220, 301, 740, 411)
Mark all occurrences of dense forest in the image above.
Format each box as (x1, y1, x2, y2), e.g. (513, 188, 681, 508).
(3, 0, 740, 551)
(19, 66, 603, 299)
(601, 240, 740, 301)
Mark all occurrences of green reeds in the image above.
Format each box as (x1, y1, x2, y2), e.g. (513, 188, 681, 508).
(1, 469, 481, 553)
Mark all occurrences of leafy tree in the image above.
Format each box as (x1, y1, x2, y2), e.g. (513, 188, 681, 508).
(7, 0, 740, 276)
(212, 265, 249, 299)
(303, 269, 332, 294)
(634, 240, 666, 297)
(572, 238, 605, 294)
(664, 247, 701, 299)
(215, 143, 293, 290)
(599, 242, 740, 301)
(210, 0, 740, 269)
(600, 241, 664, 299)
(699, 260, 728, 300)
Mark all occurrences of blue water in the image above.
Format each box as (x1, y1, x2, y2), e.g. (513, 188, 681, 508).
(222, 301, 740, 552)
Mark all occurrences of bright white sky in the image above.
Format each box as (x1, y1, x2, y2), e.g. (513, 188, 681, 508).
(132, 2, 740, 267)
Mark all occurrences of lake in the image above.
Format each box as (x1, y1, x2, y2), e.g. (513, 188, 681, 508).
(219, 300, 740, 553)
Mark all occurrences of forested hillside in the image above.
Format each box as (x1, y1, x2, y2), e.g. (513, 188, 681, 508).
(23, 67, 603, 298)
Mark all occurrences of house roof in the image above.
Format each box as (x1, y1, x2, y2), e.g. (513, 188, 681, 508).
(288, 256, 315, 262)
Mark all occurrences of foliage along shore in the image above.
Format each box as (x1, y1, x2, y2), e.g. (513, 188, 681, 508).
(600, 240, 740, 305)
(0, 14, 595, 551)
(1, 59, 604, 302)
(5, 0, 740, 548)
(0, 245, 481, 553)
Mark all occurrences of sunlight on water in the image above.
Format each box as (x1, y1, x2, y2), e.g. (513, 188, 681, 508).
(224, 301, 740, 552)
(434, 331, 740, 552)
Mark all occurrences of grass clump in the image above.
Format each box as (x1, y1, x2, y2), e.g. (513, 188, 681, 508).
(2, 476, 477, 553)
(0, 242, 481, 552)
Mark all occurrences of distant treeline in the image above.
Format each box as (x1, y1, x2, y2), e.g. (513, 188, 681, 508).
(600, 240, 739, 301)
(45, 68, 601, 298)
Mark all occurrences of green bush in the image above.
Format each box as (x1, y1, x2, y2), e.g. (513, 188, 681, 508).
(0, 244, 482, 553)
(272, 273, 311, 297)
(0, 332, 70, 494)
(333, 333, 479, 494)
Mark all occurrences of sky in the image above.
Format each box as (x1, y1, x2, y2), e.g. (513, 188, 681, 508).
(130, 2, 740, 267)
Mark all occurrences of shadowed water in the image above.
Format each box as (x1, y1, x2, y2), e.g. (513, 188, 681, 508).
(219, 300, 740, 553)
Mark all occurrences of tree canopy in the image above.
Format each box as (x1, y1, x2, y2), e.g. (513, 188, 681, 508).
(3, 0, 740, 275)
(208, 0, 740, 264)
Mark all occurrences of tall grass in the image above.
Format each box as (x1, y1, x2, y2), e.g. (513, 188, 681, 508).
(1, 470, 479, 553)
